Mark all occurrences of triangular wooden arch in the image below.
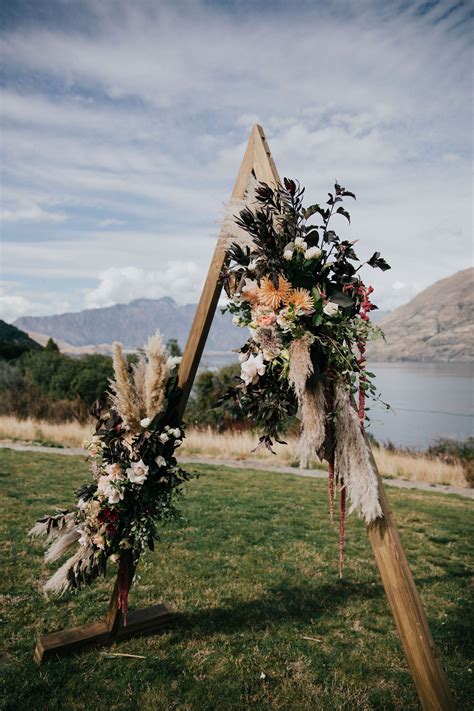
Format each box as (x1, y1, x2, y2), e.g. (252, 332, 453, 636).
(34, 125, 454, 710)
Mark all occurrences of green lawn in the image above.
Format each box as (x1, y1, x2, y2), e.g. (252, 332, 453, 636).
(0, 449, 472, 710)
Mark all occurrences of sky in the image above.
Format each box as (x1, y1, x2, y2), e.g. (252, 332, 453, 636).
(0, 0, 472, 323)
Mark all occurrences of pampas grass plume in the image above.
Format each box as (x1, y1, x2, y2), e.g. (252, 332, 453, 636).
(144, 330, 168, 420)
(110, 342, 141, 431)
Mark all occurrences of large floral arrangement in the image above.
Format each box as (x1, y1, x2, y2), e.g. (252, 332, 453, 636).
(30, 331, 189, 620)
(223, 179, 390, 574)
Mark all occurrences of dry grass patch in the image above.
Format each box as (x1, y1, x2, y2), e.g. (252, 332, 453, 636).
(0, 416, 468, 487)
(0, 415, 89, 448)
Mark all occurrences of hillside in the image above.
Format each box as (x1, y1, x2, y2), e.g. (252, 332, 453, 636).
(15, 297, 242, 352)
(0, 319, 42, 359)
(369, 268, 474, 362)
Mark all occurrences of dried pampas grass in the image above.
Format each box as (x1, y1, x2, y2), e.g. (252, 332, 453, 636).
(144, 331, 169, 420)
(288, 337, 326, 468)
(289, 337, 313, 401)
(110, 342, 141, 431)
(334, 382, 382, 524)
(131, 352, 147, 419)
(298, 382, 326, 469)
(219, 174, 258, 248)
(44, 529, 81, 563)
(43, 545, 95, 597)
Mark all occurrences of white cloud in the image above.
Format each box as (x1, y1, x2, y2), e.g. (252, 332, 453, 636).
(0, 0, 471, 318)
(84, 263, 202, 309)
(1, 202, 66, 224)
(0, 283, 71, 323)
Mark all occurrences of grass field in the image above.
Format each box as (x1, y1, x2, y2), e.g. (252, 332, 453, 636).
(0, 415, 468, 487)
(0, 448, 473, 710)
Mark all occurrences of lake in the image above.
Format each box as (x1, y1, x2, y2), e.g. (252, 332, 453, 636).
(201, 353, 473, 450)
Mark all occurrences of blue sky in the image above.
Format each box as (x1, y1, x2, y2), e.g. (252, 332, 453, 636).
(1, 0, 472, 322)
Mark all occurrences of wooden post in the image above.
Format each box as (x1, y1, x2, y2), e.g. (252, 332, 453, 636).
(34, 125, 455, 711)
(367, 460, 455, 709)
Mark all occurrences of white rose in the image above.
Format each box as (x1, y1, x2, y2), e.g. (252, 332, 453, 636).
(323, 301, 340, 317)
(126, 459, 149, 485)
(155, 455, 167, 468)
(240, 352, 266, 386)
(140, 417, 151, 428)
(304, 246, 322, 260)
(174, 439, 183, 447)
(294, 236, 307, 250)
(283, 242, 294, 260)
(171, 428, 181, 438)
(159, 432, 169, 443)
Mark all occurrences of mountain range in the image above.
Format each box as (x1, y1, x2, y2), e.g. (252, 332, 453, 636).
(368, 268, 473, 362)
(13, 269, 473, 362)
(15, 297, 242, 354)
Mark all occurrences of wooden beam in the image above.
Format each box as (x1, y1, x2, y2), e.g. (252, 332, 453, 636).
(171, 124, 280, 420)
(367, 460, 455, 709)
(34, 604, 173, 664)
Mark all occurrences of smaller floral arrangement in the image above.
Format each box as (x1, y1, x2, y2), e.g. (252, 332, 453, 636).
(30, 331, 189, 620)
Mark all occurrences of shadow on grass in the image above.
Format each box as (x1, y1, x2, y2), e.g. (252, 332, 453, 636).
(167, 580, 383, 639)
(161, 575, 472, 660)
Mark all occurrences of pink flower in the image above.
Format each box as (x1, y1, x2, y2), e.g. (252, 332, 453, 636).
(256, 313, 277, 327)
(105, 463, 123, 480)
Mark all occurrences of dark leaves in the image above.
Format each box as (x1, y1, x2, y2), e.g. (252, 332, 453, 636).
(302, 204, 321, 220)
(328, 291, 354, 308)
(283, 177, 297, 195)
(368, 252, 391, 271)
(335, 182, 356, 200)
(336, 206, 351, 223)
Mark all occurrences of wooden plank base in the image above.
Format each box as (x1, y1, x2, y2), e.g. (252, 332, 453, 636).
(34, 603, 173, 664)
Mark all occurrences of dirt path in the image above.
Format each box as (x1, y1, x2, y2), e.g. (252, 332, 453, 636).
(1, 441, 472, 500)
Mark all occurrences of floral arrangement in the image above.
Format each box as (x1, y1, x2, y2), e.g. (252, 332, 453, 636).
(222, 179, 391, 574)
(30, 331, 189, 621)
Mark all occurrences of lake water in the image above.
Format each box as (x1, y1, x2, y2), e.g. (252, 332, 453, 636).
(201, 354, 473, 450)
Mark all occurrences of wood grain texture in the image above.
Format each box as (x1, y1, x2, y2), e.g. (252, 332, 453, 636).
(34, 605, 173, 664)
(171, 124, 280, 420)
(367, 463, 455, 709)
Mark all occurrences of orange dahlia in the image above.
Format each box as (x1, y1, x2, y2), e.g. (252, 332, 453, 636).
(286, 287, 315, 314)
(258, 275, 292, 310)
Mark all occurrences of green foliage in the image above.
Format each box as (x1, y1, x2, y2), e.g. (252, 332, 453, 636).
(0, 319, 42, 360)
(0, 449, 472, 710)
(20, 349, 113, 407)
(186, 363, 244, 430)
(45, 337, 60, 352)
(166, 338, 182, 357)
